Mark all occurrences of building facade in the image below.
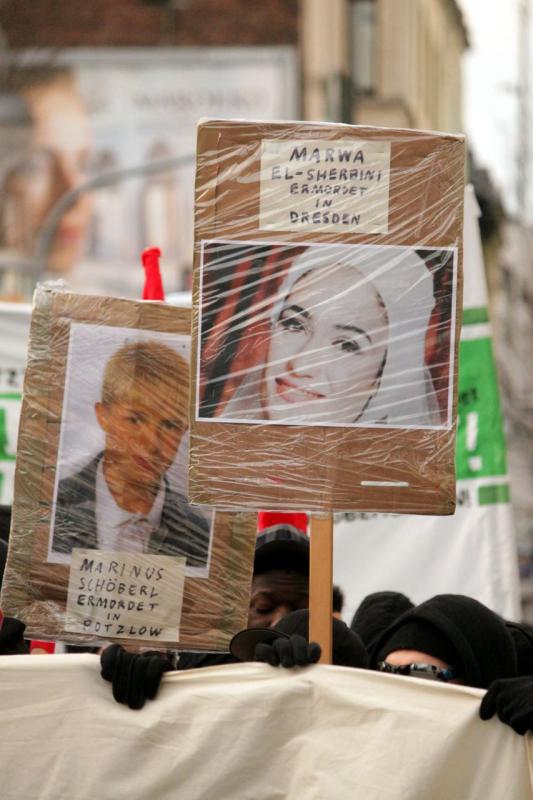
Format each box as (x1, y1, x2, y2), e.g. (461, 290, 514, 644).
(301, 0, 468, 131)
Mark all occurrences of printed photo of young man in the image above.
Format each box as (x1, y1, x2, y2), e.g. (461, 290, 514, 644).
(50, 329, 212, 572)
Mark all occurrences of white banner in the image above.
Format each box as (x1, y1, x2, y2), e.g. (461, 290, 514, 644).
(0, 657, 530, 800)
(334, 187, 521, 621)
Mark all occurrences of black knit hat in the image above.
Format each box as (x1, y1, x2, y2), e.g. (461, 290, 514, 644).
(230, 609, 369, 669)
(254, 526, 310, 576)
(371, 594, 517, 689)
(350, 591, 414, 652)
(376, 620, 460, 669)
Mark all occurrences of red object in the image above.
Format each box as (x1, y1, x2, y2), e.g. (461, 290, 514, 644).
(142, 247, 165, 301)
(30, 640, 55, 654)
(257, 511, 309, 535)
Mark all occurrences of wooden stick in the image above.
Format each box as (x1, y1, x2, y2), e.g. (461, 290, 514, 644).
(309, 514, 333, 664)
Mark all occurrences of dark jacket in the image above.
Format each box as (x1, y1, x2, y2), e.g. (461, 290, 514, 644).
(52, 454, 211, 568)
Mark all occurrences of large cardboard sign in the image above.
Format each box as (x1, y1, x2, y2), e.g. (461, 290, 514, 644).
(1, 285, 256, 650)
(189, 120, 465, 514)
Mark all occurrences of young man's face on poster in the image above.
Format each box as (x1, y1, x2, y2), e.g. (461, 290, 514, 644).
(95, 377, 187, 489)
(262, 263, 389, 423)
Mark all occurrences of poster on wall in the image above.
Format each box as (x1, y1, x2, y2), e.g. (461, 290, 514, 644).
(0, 47, 297, 301)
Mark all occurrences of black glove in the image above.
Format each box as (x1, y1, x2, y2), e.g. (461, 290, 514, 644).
(480, 676, 533, 735)
(254, 634, 321, 668)
(100, 644, 173, 710)
(0, 616, 29, 655)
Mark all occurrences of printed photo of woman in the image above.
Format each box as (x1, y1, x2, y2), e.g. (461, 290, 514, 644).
(197, 241, 457, 429)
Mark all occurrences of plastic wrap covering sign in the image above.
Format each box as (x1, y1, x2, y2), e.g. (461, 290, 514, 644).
(332, 188, 521, 622)
(0, 285, 256, 650)
(189, 120, 465, 514)
(0, 657, 531, 800)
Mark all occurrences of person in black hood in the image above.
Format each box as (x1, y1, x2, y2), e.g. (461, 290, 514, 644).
(370, 594, 517, 690)
(350, 591, 414, 655)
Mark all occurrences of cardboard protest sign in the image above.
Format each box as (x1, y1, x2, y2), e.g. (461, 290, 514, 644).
(1, 285, 256, 650)
(189, 120, 465, 514)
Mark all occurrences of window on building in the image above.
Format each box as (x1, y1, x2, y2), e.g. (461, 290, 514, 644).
(350, 0, 376, 95)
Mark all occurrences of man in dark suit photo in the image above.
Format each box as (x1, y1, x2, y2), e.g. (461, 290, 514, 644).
(52, 339, 211, 569)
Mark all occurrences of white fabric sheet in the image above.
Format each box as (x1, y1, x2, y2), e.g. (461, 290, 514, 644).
(0, 656, 531, 800)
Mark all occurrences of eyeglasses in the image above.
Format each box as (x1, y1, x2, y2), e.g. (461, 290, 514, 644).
(377, 661, 460, 683)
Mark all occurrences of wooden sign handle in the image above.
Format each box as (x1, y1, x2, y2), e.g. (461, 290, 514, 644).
(309, 513, 333, 664)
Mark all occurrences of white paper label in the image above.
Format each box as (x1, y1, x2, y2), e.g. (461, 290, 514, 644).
(259, 139, 391, 234)
(65, 549, 186, 641)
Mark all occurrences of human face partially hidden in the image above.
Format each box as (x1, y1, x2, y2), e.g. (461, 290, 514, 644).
(385, 650, 452, 671)
(262, 264, 388, 424)
(248, 570, 309, 629)
(95, 380, 187, 489)
(383, 649, 463, 684)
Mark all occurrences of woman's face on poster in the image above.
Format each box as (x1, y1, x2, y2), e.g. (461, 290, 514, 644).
(3, 77, 92, 273)
(261, 264, 389, 424)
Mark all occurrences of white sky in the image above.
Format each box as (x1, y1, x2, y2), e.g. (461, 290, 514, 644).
(459, 0, 532, 217)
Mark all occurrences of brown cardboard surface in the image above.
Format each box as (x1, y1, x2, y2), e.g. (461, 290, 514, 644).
(189, 119, 465, 514)
(1, 285, 256, 650)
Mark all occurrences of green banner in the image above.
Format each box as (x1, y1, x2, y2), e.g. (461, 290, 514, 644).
(456, 336, 507, 481)
(0, 399, 19, 462)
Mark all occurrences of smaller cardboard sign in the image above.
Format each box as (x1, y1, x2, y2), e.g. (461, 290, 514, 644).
(259, 139, 391, 234)
(1, 286, 257, 650)
(66, 550, 185, 641)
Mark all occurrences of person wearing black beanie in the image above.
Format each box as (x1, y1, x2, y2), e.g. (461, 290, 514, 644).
(350, 591, 414, 655)
(370, 594, 517, 690)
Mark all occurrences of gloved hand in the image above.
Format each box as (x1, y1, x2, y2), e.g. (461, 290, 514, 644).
(100, 644, 173, 710)
(480, 676, 533, 735)
(0, 615, 29, 655)
(254, 634, 321, 668)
